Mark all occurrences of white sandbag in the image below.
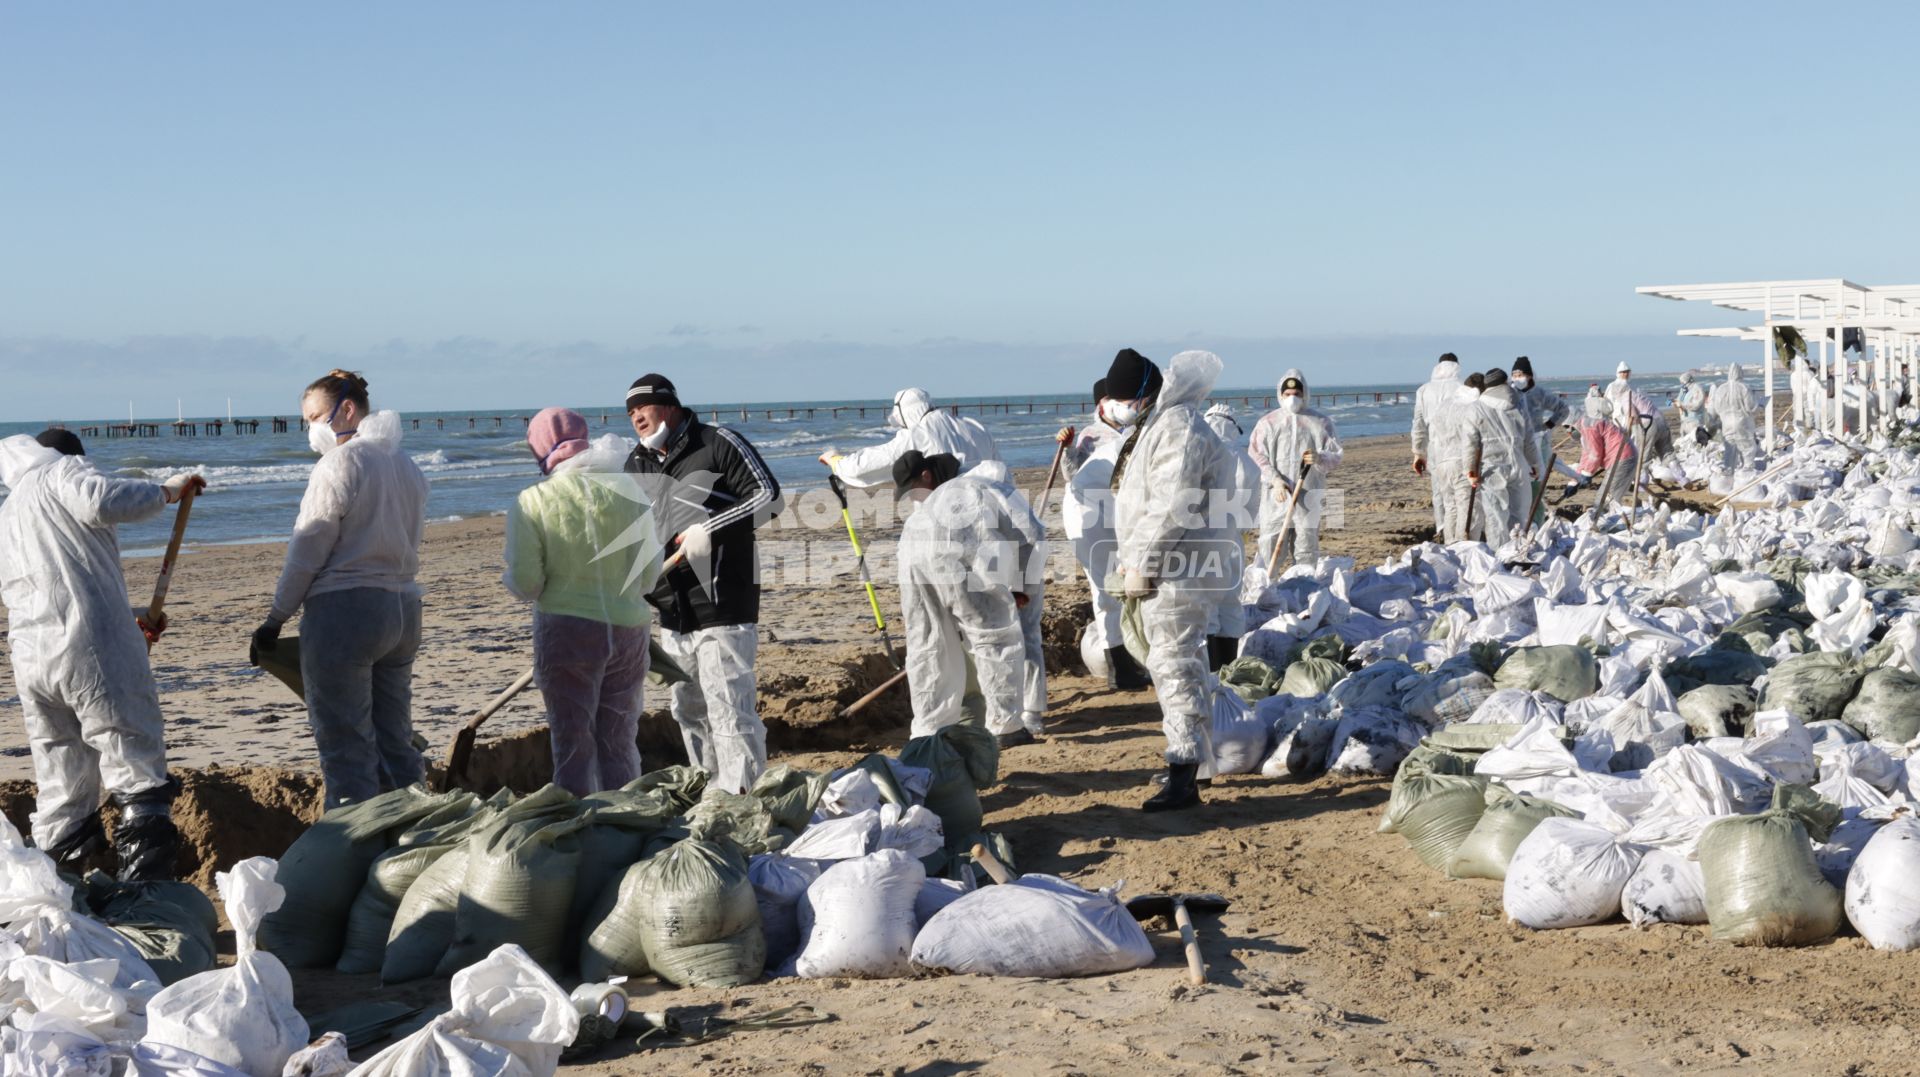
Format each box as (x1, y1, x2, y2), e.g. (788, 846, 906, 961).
(1814, 743, 1905, 810)
(1402, 665, 1495, 726)
(1805, 571, 1876, 654)
(1260, 716, 1338, 779)
(1503, 817, 1644, 929)
(817, 769, 883, 819)
(875, 804, 946, 858)
(794, 849, 924, 979)
(1208, 681, 1271, 776)
(1868, 515, 1919, 559)
(143, 858, 309, 1077)
(1817, 812, 1889, 889)
(914, 876, 975, 927)
(748, 853, 824, 972)
(909, 875, 1154, 978)
(1844, 816, 1920, 950)
(345, 943, 579, 1077)
(5, 954, 152, 1046)
(1533, 600, 1612, 649)
(1713, 572, 1781, 614)
(0, 1009, 114, 1076)
(1324, 707, 1424, 776)
(1473, 716, 1581, 791)
(1079, 622, 1111, 683)
(1642, 745, 1769, 818)
(126, 1042, 251, 1075)
(1622, 848, 1709, 928)
(1468, 688, 1564, 727)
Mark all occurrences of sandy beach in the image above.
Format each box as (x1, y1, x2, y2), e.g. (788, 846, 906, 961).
(5, 425, 1893, 1076)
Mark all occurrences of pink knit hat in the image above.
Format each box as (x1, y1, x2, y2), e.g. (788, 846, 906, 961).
(528, 407, 590, 474)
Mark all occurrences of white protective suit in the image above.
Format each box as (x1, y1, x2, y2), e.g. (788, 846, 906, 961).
(829, 388, 1000, 488)
(0, 437, 172, 850)
(1512, 378, 1571, 474)
(1462, 382, 1541, 545)
(1114, 351, 1236, 766)
(1249, 370, 1343, 570)
(1062, 411, 1126, 652)
(1675, 373, 1708, 444)
(1604, 370, 1635, 422)
(1409, 360, 1462, 533)
(1707, 363, 1758, 471)
(1202, 404, 1258, 642)
(1789, 358, 1816, 431)
(1437, 382, 1483, 543)
(899, 460, 1046, 738)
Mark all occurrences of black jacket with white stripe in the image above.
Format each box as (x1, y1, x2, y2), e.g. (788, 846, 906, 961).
(624, 417, 783, 631)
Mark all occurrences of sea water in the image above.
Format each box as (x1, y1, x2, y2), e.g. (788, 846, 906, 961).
(0, 374, 1686, 553)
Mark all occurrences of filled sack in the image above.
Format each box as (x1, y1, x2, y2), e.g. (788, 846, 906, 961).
(910, 875, 1153, 978)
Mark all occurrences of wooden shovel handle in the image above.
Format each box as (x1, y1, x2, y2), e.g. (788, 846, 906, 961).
(970, 842, 1014, 885)
(1175, 899, 1206, 986)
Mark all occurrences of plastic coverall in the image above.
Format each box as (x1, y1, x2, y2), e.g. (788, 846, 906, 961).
(1203, 405, 1257, 641)
(1513, 378, 1571, 473)
(504, 437, 663, 795)
(1576, 402, 1635, 512)
(269, 410, 430, 808)
(1249, 369, 1343, 569)
(898, 460, 1046, 738)
(1604, 374, 1635, 424)
(1409, 361, 1462, 534)
(0, 438, 173, 851)
(1462, 383, 1541, 545)
(1114, 351, 1237, 766)
(1789, 358, 1817, 430)
(1708, 363, 1759, 471)
(1433, 383, 1483, 544)
(829, 388, 999, 488)
(1675, 374, 1708, 443)
(1062, 412, 1126, 651)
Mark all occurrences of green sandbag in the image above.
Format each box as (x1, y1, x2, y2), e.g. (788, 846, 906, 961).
(259, 785, 478, 969)
(1379, 745, 1478, 835)
(84, 875, 219, 986)
(1399, 775, 1489, 872)
(646, 637, 692, 687)
(1699, 799, 1842, 947)
(1219, 656, 1284, 702)
(852, 754, 909, 807)
(1120, 594, 1149, 666)
(1422, 723, 1526, 754)
(1279, 656, 1347, 698)
(1664, 650, 1772, 696)
(1493, 645, 1597, 703)
(624, 765, 710, 812)
(899, 723, 1000, 855)
(1676, 684, 1758, 739)
(1760, 651, 1867, 725)
(337, 791, 507, 974)
(1726, 610, 1812, 656)
(686, 786, 792, 856)
(1286, 634, 1350, 667)
(565, 787, 684, 958)
(1841, 668, 1920, 743)
(752, 765, 830, 835)
(435, 784, 589, 975)
(1445, 789, 1576, 881)
(381, 846, 469, 984)
(580, 832, 763, 987)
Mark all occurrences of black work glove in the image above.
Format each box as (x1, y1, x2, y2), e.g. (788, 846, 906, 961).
(250, 620, 283, 666)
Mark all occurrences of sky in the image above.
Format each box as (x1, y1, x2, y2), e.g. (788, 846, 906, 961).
(4, 2, 1917, 420)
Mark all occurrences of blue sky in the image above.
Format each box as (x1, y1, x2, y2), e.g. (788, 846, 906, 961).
(4, 2, 1916, 420)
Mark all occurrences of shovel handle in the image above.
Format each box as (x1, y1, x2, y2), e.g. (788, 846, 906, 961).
(1175, 899, 1206, 986)
(838, 667, 907, 719)
(970, 843, 1014, 885)
(465, 668, 538, 732)
(142, 486, 197, 648)
(1263, 457, 1312, 577)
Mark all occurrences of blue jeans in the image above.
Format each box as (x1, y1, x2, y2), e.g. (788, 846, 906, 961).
(301, 588, 424, 806)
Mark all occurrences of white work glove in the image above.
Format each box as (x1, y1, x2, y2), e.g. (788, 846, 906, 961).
(163, 473, 207, 504)
(1121, 569, 1154, 600)
(676, 521, 713, 562)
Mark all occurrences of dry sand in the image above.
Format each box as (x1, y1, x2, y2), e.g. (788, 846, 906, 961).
(3, 429, 1894, 1076)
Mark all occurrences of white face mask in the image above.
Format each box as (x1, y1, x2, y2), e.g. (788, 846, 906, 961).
(1106, 401, 1143, 428)
(1281, 395, 1304, 414)
(307, 400, 345, 456)
(1512, 375, 1531, 390)
(640, 423, 673, 451)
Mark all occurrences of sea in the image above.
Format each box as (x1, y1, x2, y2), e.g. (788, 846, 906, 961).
(0, 373, 1691, 555)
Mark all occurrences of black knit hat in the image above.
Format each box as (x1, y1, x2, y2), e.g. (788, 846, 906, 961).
(1092, 377, 1108, 402)
(35, 428, 84, 457)
(1104, 348, 1163, 402)
(625, 373, 682, 410)
(1512, 356, 1533, 378)
(1483, 368, 1509, 388)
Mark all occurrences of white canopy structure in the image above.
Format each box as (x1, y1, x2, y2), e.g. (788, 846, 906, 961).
(1637, 278, 1920, 449)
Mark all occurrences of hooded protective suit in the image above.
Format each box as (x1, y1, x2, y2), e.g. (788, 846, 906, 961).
(0, 437, 172, 852)
(899, 459, 1046, 738)
(1062, 409, 1126, 653)
(1462, 383, 1541, 544)
(504, 433, 663, 796)
(1202, 404, 1258, 643)
(1675, 373, 1708, 441)
(1409, 360, 1462, 533)
(1788, 357, 1816, 430)
(1113, 351, 1236, 766)
(269, 410, 430, 808)
(1511, 377, 1570, 472)
(829, 388, 999, 488)
(1707, 363, 1758, 470)
(1604, 369, 1635, 420)
(1249, 369, 1343, 568)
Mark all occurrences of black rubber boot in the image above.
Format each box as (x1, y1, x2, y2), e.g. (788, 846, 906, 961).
(1142, 764, 1202, 812)
(42, 814, 108, 872)
(1206, 636, 1239, 673)
(113, 814, 182, 882)
(1107, 646, 1152, 691)
(996, 729, 1037, 750)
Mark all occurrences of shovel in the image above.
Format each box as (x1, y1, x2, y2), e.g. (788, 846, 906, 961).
(440, 667, 538, 792)
(1262, 456, 1313, 577)
(1126, 892, 1232, 986)
(138, 484, 198, 650)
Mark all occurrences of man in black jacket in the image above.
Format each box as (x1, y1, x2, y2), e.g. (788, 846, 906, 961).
(623, 373, 783, 792)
